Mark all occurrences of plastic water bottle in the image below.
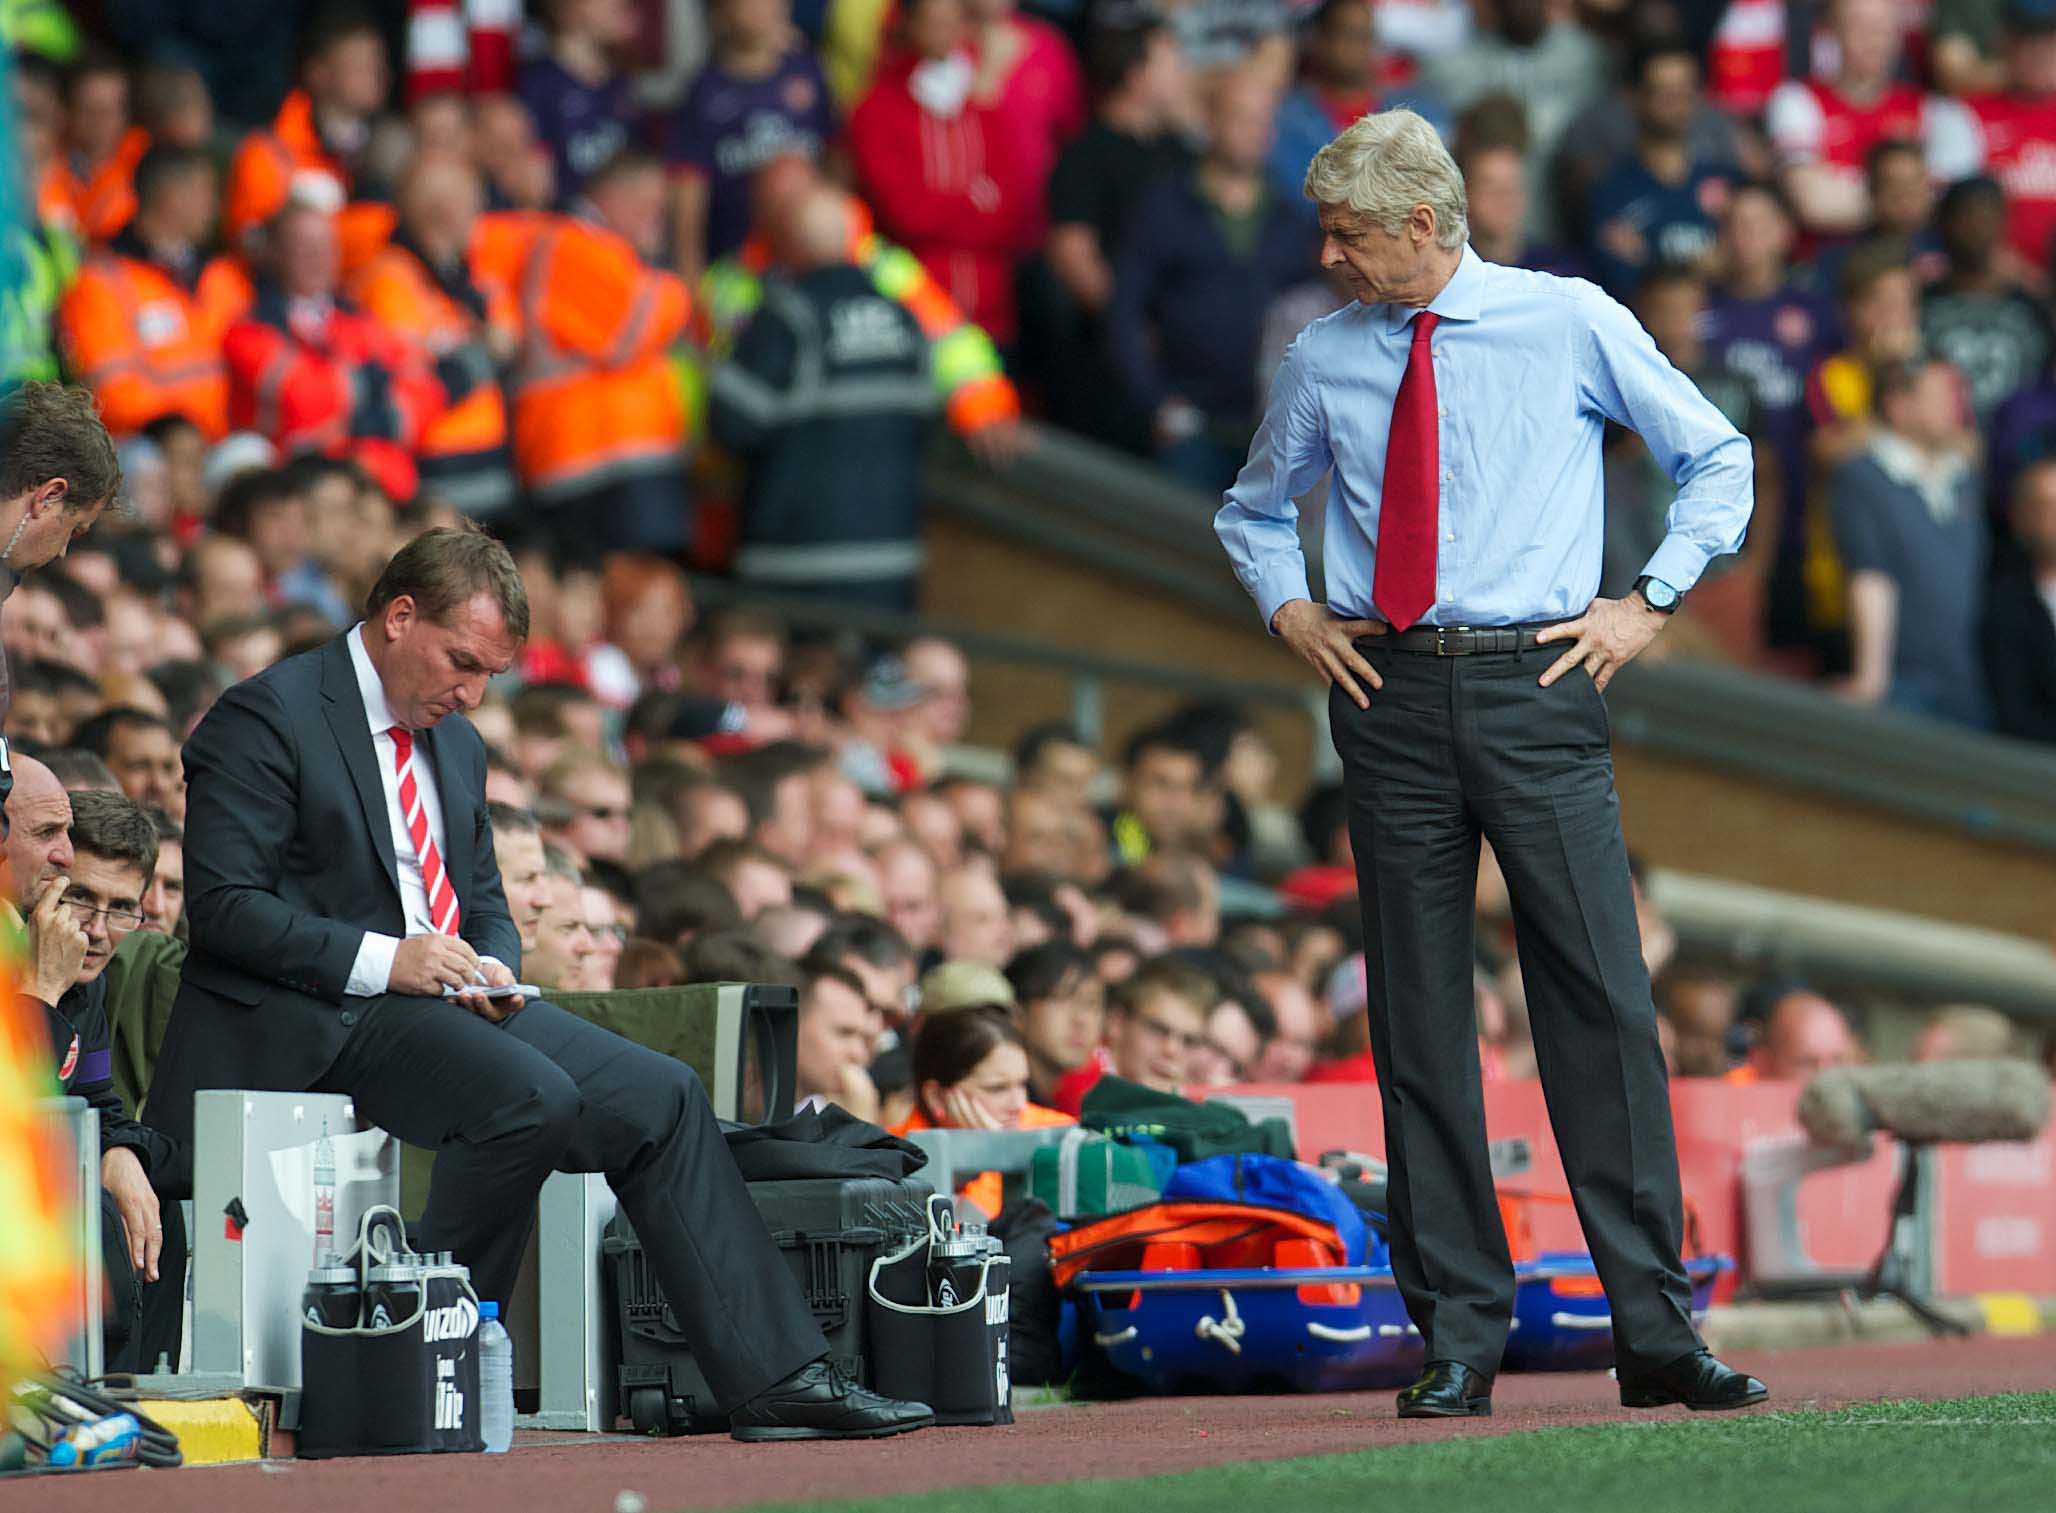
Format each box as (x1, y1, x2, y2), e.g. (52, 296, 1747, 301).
(478, 1301, 514, 1453)
(312, 1121, 336, 1266)
(49, 1414, 140, 1468)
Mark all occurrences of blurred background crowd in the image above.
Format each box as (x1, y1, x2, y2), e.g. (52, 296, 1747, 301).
(3, 0, 2056, 1161)
(7, 0, 2056, 722)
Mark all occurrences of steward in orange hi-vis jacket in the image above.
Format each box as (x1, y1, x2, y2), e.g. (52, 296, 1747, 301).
(347, 155, 516, 516)
(225, 206, 444, 504)
(222, 9, 390, 246)
(56, 145, 252, 439)
(482, 154, 691, 557)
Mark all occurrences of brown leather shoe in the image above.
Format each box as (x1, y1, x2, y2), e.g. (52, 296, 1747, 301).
(1397, 1360, 1493, 1418)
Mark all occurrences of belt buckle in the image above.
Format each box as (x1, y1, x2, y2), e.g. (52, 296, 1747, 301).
(1434, 626, 1465, 657)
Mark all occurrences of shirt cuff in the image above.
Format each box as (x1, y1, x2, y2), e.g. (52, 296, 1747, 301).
(1640, 534, 1717, 597)
(345, 932, 400, 998)
(1253, 563, 1315, 636)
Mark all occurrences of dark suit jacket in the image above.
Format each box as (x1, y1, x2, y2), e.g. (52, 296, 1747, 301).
(147, 634, 520, 1162)
(1981, 567, 2056, 745)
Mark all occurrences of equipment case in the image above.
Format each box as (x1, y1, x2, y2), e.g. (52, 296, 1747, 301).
(605, 1175, 930, 1434)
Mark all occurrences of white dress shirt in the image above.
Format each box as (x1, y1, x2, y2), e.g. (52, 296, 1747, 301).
(344, 622, 459, 996)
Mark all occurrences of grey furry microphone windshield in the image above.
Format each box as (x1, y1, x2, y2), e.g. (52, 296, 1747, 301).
(1798, 1060, 2053, 1148)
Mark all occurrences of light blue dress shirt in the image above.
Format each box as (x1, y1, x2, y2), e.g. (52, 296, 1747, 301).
(1214, 246, 1754, 631)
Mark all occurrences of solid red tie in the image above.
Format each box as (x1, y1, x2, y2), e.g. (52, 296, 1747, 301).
(388, 726, 461, 936)
(1373, 311, 1442, 631)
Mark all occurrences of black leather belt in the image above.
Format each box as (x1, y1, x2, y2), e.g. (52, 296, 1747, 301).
(1362, 624, 1559, 656)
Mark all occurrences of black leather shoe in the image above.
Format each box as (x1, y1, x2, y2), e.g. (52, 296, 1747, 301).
(1397, 1360, 1493, 1418)
(1618, 1349, 1768, 1411)
(729, 1360, 935, 1442)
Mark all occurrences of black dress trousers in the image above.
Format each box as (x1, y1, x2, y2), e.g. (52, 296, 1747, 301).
(315, 996, 827, 1410)
(101, 1185, 188, 1374)
(1331, 641, 1702, 1378)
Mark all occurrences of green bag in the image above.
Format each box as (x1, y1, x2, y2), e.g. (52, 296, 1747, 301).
(1028, 1127, 1167, 1219)
(1078, 1075, 1296, 1164)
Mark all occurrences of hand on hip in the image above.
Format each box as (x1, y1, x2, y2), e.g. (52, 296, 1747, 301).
(1272, 599, 1387, 708)
(1534, 595, 1667, 693)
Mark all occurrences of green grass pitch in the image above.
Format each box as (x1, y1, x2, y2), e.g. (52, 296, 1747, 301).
(747, 1392, 2056, 1513)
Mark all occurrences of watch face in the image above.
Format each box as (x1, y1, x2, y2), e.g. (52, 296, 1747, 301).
(1644, 579, 1678, 609)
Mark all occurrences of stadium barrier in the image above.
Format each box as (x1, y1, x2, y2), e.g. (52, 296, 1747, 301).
(1200, 1079, 2056, 1303)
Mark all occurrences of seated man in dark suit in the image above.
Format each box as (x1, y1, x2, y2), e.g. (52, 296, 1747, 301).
(148, 525, 930, 1441)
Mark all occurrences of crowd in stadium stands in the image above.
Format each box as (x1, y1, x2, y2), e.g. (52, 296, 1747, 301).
(1, 0, 2055, 731)
(8, 1, 2056, 1283)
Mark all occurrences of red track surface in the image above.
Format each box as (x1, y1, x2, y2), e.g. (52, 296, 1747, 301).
(9, 1335, 2053, 1513)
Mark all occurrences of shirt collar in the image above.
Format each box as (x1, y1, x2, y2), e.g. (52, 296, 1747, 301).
(1868, 432, 1969, 519)
(347, 621, 400, 736)
(1384, 244, 1485, 332)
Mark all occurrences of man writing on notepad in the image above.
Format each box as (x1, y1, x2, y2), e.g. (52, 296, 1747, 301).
(148, 524, 932, 1441)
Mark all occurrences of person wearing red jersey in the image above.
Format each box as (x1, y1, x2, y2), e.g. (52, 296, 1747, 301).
(848, 0, 1039, 347)
(1764, 0, 1970, 239)
(1708, 0, 1789, 116)
(1928, 0, 2056, 275)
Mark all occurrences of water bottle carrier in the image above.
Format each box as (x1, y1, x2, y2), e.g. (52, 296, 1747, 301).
(297, 1205, 487, 1458)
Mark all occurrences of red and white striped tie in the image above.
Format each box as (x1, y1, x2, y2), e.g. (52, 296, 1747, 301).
(389, 727, 461, 936)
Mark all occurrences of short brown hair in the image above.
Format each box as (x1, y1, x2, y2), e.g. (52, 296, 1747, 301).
(1110, 955, 1220, 1019)
(0, 383, 122, 510)
(68, 788, 160, 883)
(1837, 237, 1911, 306)
(364, 521, 530, 641)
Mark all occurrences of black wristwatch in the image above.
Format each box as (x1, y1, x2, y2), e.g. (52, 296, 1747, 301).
(1633, 575, 1681, 614)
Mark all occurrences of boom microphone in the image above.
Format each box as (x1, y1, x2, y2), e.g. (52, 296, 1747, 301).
(1798, 1060, 2053, 1149)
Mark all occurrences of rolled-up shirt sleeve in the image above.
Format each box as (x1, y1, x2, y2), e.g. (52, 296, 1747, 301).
(1574, 281, 1754, 593)
(1214, 336, 1334, 631)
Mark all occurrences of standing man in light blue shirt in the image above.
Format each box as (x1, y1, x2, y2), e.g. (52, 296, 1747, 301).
(1215, 109, 1767, 1421)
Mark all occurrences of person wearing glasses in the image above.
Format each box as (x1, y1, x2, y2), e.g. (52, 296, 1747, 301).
(580, 882, 629, 990)
(1050, 954, 1219, 1115)
(12, 778, 185, 1373)
(537, 746, 634, 866)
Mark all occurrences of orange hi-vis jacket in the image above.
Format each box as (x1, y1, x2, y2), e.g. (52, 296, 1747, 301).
(224, 91, 350, 245)
(36, 162, 80, 236)
(50, 127, 150, 243)
(56, 233, 253, 438)
(347, 236, 516, 513)
(477, 212, 690, 505)
(224, 288, 446, 502)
